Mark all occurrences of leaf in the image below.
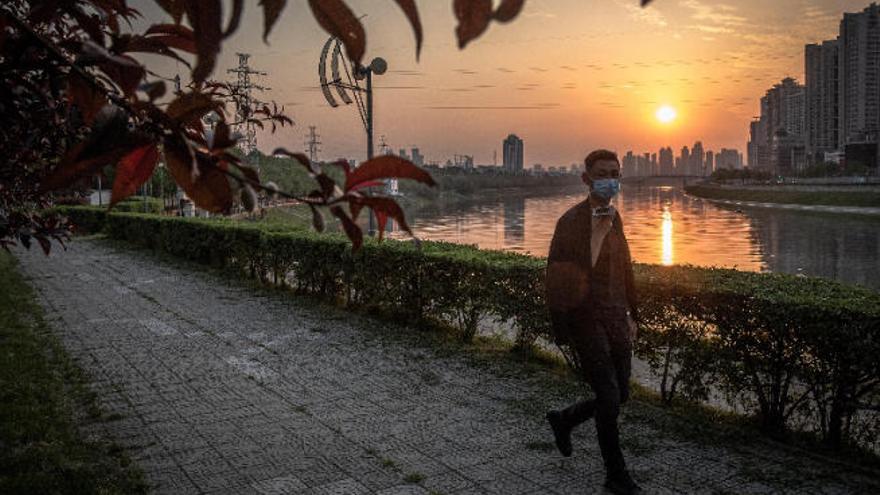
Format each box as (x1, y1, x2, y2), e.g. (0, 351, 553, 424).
(110, 144, 160, 207)
(163, 134, 232, 213)
(184, 0, 223, 83)
(330, 205, 362, 250)
(226, 0, 245, 37)
(493, 0, 526, 22)
(307, 0, 365, 65)
(393, 0, 423, 59)
(260, 0, 288, 42)
(155, 0, 186, 23)
(144, 24, 197, 53)
(309, 204, 325, 232)
(272, 148, 319, 175)
(67, 73, 106, 124)
(344, 156, 435, 192)
(40, 106, 143, 192)
(453, 0, 492, 49)
(349, 196, 412, 241)
(166, 92, 221, 127)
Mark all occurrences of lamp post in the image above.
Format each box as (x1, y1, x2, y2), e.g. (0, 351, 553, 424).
(356, 57, 387, 237)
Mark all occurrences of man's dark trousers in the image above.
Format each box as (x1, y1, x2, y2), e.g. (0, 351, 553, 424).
(558, 309, 632, 475)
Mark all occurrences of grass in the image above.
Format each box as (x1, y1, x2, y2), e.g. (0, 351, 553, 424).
(0, 251, 146, 494)
(685, 184, 880, 208)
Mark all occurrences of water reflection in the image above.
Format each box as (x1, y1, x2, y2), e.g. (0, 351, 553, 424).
(661, 207, 673, 266)
(394, 181, 880, 290)
(503, 196, 525, 246)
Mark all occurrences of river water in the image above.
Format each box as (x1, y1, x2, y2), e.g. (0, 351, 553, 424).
(390, 181, 880, 291)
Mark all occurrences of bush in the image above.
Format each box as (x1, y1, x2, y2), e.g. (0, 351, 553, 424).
(58, 206, 880, 451)
(112, 196, 163, 214)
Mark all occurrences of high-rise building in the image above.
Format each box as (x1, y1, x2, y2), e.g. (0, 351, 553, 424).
(750, 77, 806, 173)
(717, 148, 742, 169)
(705, 151, 715, 174)
(410, 147, 424, 167)
(659, 147, 674, 175)
(691, 141, 705, 175)
(839, 3, 880, 146)
(502, 134, 524, 172)
(805, 39, 840, 164)
(622, 151, 636, 177)
(680, 146, 690, 176)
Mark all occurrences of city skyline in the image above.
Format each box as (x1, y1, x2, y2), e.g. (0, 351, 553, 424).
(128, 0, 870, 166)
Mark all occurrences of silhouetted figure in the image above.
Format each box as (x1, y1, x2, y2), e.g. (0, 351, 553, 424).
(545, 150, 642, 495)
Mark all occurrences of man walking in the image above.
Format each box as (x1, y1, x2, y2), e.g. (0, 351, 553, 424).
(545, 150, 641, 494)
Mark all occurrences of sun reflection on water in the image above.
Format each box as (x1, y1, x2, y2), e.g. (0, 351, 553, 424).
(661, 207, 673, 266)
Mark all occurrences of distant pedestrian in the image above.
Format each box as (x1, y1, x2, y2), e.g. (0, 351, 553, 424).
(545, 149, 642, 495)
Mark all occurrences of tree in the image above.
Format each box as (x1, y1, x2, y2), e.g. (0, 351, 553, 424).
(1, 1, 660, 252)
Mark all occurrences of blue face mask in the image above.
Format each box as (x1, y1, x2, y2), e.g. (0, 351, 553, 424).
(591, 178, 620, 200)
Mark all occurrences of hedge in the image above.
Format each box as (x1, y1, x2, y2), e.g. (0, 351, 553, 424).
(58, 206, 880, 451)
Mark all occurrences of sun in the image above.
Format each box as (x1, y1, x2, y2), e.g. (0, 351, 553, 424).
(656, 105, 677, 124)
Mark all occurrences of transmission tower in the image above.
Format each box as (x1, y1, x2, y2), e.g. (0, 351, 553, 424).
(226, 53, 269, 156)
(378, 135, 392, 155)
(304, 126, 322, 162)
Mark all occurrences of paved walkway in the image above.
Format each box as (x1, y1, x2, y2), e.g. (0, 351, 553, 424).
(16, 239, 880, 494)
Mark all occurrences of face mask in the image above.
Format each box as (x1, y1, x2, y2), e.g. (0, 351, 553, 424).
(591, 178, 620, 200)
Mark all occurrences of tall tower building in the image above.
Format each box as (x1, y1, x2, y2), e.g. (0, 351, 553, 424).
(659, 147, 674, 175)
(839, 3, 880, 147)
(691, 141, 705, 176)
(805, 39, 840, 163)
(502, 134, 524, 172)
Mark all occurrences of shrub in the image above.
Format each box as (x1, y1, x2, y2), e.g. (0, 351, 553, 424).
(58, 206, 880, 450)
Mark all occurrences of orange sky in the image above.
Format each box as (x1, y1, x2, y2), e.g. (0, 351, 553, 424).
(131, 0, 868, 166)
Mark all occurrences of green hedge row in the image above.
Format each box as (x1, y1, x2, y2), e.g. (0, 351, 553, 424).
(58, 206, 880, 451)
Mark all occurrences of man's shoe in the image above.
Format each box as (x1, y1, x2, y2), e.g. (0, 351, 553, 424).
(546, 410, 572, 457)
(604, 470, 642, 495)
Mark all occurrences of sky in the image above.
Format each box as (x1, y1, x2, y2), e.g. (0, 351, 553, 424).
(129, 0, 870, 167)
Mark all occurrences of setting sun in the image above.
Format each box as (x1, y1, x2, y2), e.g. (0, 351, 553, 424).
(656, 105, 677, 124)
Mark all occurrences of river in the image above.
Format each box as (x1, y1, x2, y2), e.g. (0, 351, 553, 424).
(388, 180, 880, 291)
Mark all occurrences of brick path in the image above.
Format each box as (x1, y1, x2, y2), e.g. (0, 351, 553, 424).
(16, 239, 880, 494)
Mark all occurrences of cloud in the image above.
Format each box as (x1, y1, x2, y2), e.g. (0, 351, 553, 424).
(426, 105, 560, 110)
(615, 0, 668, 27)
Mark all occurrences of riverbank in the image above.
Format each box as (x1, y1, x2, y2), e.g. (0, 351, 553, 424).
(14, 238, 880, 493)
(685, 184, 880, 209)
(0, 251, 146, 494)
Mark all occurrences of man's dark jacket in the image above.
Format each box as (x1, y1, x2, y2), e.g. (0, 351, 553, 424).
(546, 199, 639, 345)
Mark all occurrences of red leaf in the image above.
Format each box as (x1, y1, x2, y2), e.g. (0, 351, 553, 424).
(163, 135, 232, 213)
(330, 205, 362, 250)
(260, 0, 288, 42)
(226, 0, 245, 37)
(40, 106, 146, 192)
(307, 0, 365, 66)
(145, 24, 197, 53)
(344, 156, 435, 192)
(67, 73, 106, 124)
(493, 0, 526, 22)
(309, 204, 325, 232)
(347, 180, 384, 192)
(110, 144, 160, 207)
(167, 92, 221, 127)
(393, 0, 423, 59)
(453, 0, 492, 49)
(272, 148, 318, 175)
(185, 0, 223, 83)
(349, 196, 412, 241)
(155, 0, 186, 23)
